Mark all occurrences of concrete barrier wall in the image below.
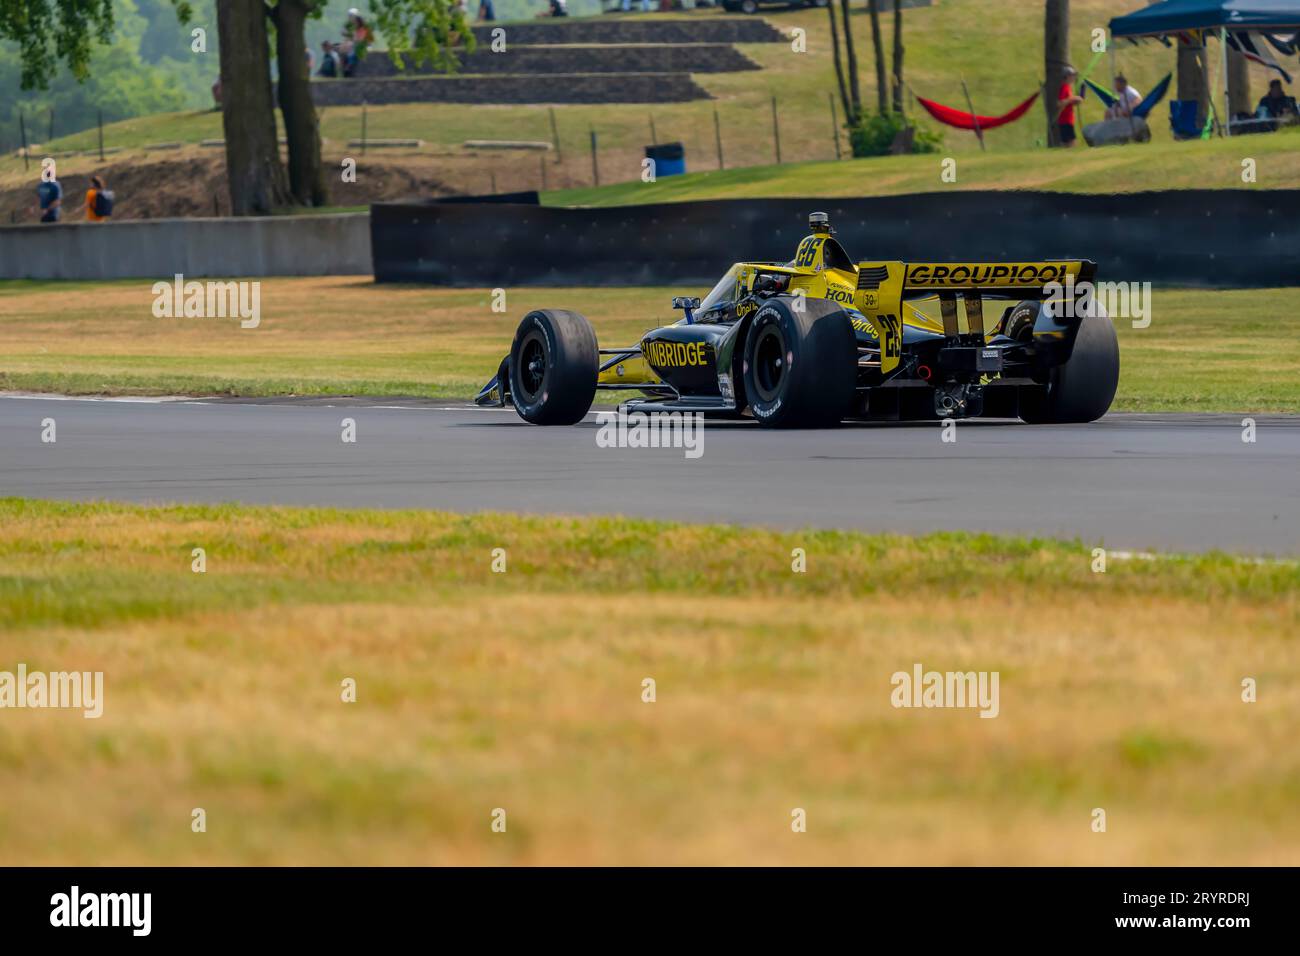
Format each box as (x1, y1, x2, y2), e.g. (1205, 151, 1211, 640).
(0, 213, 371, 280)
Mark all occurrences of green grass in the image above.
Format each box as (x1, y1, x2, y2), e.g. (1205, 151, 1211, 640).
(1, 497, 1297, 865)
(6, 1, 1296, 199)
(1, 277, 1298, 413)
(547, 127, 1300, 206)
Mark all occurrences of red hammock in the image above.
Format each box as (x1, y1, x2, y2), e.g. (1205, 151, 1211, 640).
(915, 91, 1041, 131)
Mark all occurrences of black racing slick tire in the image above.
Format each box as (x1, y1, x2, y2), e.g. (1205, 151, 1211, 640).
(742, 297, 857, 428)
(1019, 309, 1120, 424)
(508, 309, 598, 425)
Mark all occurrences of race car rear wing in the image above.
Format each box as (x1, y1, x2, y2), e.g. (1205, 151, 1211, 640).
(854, 259, 1098, 373)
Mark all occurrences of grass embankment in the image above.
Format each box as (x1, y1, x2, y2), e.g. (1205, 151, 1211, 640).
(3, 1, 1296, 203)
(1, 497, 1296, 865)
(1, 277, 1297, 412)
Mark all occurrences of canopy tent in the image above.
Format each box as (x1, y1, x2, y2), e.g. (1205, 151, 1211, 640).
(1108, 0, 1300, 135)
(1110, 0, 1300, 37)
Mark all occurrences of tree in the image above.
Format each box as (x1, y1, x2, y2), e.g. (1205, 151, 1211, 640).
(890, 0, 905, 114)
(216, 0, 290, 214)
(1227, 44, 1250, 118)
(1177, 35, 1210, 129)
(867, 0, 887, 114)
(827, 2, 854, 125)
(840, 0, 862, 122)
(1043, 0, 1070, 147)
(270, 0, 327, 206)
(0, 0, 114, 91)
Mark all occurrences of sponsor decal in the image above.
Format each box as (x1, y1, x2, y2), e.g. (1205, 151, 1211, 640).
(906, 263, 1075, 287)
(826, 285, 855, 305)
(642, 339, 712, 369)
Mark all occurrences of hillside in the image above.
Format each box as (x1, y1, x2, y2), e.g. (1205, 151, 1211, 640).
(4, 1, 1295, 217)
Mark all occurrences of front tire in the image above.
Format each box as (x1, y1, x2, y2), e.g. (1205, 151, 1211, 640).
(742, 297, 857, 427)
(508, 309, 598, 425)
(1020, 309, 1120, 424)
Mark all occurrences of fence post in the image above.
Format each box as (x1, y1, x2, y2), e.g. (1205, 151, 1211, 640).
(98, 109, 105, 162)
(589, 128, 599, 187)
(550, 107, 562, 164)
(771, 95, 781, 164)
(18, 109, 29, 171)
(714, 109, 724, 170)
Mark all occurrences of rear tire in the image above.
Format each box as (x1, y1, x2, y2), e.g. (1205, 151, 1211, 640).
(1019, 309, 1119, 424)
(742, 297, 857, 427)
(508, 309, 598, 425)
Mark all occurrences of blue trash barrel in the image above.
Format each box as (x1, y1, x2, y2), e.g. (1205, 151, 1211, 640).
(645, 142, 686, 177)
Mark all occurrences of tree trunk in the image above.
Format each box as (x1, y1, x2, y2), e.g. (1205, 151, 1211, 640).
(841, 0, 862, 121)
(1177, 38, 1208, 128)
(273, 0, 328, 206)
(891, 0, 905, 114)
(867, 0, 887, 114)
(827, 3, 852, 124)
(1043, 0, 1069, 147)
(217, 0, 290, 215)
(1227, 44, 1250, 118)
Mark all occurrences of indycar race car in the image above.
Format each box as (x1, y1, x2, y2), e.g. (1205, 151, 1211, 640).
(475, 212, 1119, 427)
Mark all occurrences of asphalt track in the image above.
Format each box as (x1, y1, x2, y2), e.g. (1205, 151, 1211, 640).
(1, 395, 1297, 554)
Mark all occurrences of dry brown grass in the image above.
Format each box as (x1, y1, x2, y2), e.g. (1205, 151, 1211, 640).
(1, 499, 1296, 865)
(2, 278, 1299, 411)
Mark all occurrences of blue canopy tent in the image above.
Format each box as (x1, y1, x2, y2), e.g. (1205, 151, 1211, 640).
(1109, 0, 1300, 134)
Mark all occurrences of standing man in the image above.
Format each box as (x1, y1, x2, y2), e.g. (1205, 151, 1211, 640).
(1056, 65, 1082, 147)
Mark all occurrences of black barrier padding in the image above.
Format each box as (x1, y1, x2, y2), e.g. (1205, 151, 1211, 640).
(426, 191, 541, 206)
(370, 191, 1300, 288)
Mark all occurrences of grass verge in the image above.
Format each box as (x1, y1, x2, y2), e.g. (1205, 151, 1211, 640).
(1, 277, 1298, 412)
(1, 497, 1297, 865)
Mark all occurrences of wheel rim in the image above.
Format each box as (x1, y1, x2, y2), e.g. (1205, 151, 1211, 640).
(517, 332, 547, 403)
(752, 326, 786, 402)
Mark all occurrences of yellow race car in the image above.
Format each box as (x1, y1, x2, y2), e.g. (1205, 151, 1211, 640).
(475, 211, 1119, 427)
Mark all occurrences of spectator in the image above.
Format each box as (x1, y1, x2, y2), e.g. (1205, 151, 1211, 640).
(1056, 65, 1082, 147)
(339, 39, 357, 77)
(81, 175, 114, 222)
(1257, 78, 1299, 123)
(211, 76, 222, 108)
(478, 0, 495, 20)
(344, 9, 374, 66)
(538, 0, 568, 16)
(318, 40, 342, 78)
(620, 0, 652, 10)
(1104, 74, 1142, 119)
(34, 174, 62, 223)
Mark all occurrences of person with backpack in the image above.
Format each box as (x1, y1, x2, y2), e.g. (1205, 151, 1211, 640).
(34, 176, 62, 223)
(84, 175, 114, 222)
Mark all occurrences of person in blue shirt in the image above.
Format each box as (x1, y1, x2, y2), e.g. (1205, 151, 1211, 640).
(35, 177, 62, 223)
